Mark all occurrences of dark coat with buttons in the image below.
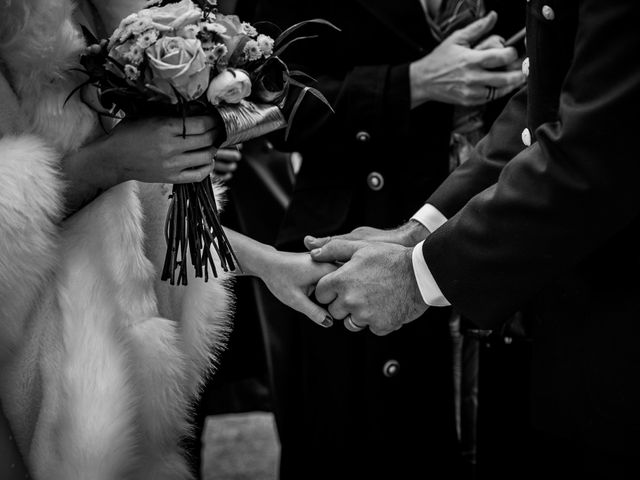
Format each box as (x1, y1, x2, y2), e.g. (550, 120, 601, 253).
(251, 1, 524, 479)
(423, 0, 640, 461)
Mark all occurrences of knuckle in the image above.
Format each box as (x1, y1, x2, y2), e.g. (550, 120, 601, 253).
(158, 143, 174, 158)
(193, 117, 206, 132)
(160, 158, 175, 170)
(461, 86, 473, 99)
(161, 118, 177, 133)
(342, 294, 357, 309)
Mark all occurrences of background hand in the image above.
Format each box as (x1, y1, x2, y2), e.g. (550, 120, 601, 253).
(409, 11, 525, 108)
(213, 145, 243, 181)
(311, 240, 428, 336)
(304, 220, 429, 251)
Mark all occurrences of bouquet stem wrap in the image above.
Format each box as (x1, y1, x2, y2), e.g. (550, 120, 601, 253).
(161, 100, 286, 285)
(218, 101, 286, 148)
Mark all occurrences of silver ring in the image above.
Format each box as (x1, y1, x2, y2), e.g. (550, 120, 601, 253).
(345, 315, 365, 332)
(486, 86, 496, 101)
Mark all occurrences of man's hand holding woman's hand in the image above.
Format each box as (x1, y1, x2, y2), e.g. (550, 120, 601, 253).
(307, 239, 428, 336)
(302, 220, 432, 335)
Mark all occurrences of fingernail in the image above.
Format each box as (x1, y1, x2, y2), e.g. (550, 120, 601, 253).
(322, 316, 333, 327)
(311, 248, 321, 256)
(306, 235, 317, 243)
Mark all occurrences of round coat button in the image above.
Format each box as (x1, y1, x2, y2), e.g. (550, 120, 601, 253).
(521, 57, 530, 77)
(521, 128, 532, 147)
(382, 359, 400, 378)
(367, 171, 384, 191)
(356, 130, 371, 142)
(542, 5, 555, 20)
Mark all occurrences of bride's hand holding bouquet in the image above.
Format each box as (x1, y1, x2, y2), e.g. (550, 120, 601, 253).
(76, 0, 334, 286)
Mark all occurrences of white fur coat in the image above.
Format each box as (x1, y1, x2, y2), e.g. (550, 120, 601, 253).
(0, 1, 233, 479)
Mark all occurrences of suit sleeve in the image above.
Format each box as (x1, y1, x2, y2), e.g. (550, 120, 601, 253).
(426, 86, 528, 218)
(422, 0, 640, 327)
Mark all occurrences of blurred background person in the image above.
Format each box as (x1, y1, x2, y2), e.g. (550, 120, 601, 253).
(248, 1, 526, 479)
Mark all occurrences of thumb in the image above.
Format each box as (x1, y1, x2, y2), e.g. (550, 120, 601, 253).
(292, 293, 334, 328)
(310, 239, 365, 263)
(448, 11, 498, 46)
(304, 235, 332, 250)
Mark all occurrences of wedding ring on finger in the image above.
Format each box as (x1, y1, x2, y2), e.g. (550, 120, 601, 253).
(486, 86, 496, 101)
(345, 315, 366, 332)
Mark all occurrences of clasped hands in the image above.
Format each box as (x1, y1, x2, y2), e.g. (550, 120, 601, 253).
(303, 222, 431, 336)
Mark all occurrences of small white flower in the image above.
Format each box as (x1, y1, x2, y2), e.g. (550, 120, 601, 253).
(256, 34, 274, 57)
(212, 43, 228, 59)
(124, 64, 140, 80)
(120, 13, 139, 28)
(241, 22, 258, 37)
(136, 28, 159, 49)
(130, 17, 153, 36)
(243, 39, 262, 61)
(126, 44, 144, 65)
(180, 24, 201, 39)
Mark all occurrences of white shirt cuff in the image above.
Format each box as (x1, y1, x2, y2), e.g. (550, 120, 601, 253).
(411, 204, 448, 233)
(411, 240, 451, 307)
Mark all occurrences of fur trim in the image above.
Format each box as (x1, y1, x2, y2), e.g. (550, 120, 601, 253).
(0, 135, 63, 362)
(0, 1, 234, 478)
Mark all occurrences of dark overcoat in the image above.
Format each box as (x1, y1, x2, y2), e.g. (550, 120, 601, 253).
(423, 0, 640, 469)
(251, 1, 525, 479)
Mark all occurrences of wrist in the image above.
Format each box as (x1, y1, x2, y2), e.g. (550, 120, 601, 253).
(399, 220, 429, 246)
(244, 241, 277, 279)
(91, 136, 122, 189)
(409, 60, 432, 108)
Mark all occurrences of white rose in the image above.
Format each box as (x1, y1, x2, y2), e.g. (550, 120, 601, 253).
(147, 36, 211, 101)
(139, 0, 202, 31)
(207, 68, 252, 105)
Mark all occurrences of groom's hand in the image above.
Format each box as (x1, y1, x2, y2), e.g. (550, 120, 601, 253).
(304, 220, 429, 252)
(311, 240, 428, 336)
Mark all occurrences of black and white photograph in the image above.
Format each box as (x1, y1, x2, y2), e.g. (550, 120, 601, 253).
(1, 0, 639, 479)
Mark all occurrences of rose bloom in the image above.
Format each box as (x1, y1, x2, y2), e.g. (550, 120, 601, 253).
(139, 0, 202, 32)
(147, 36, 211, 101)
(207, 68, 251, 105)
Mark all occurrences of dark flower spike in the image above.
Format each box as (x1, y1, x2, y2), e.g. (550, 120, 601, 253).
(273, 18, 340, 50)
(287, 70, 317, 83)
(80, 25, 100, 47)
(273, 34, 319, 58)
(284, 77, 334, 141)
(252, 20, 282, 38)
(63, 78, 93, 107)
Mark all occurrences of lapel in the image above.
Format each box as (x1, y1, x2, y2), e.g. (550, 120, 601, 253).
(352, 0, 433, 54)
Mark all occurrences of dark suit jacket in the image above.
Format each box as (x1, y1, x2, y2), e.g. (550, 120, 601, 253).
(250, 2, 524, 479)
(423, 0, 640, 454)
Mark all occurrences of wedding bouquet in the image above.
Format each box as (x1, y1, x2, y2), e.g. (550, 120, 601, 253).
(75, 0, 334, 285)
